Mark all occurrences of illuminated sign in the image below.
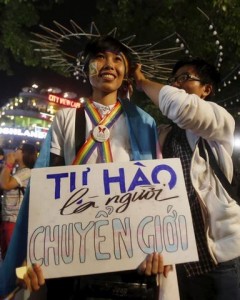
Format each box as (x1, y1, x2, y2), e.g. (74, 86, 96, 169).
(0, 127, 48, 139)
(48, 94, 81, 108)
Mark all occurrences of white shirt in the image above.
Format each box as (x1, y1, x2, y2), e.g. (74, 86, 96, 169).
(1, 167, 31, 222)
(51, 102, 132, 165)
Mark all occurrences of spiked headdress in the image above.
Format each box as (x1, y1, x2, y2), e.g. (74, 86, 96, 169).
(31, 21, 187, 82)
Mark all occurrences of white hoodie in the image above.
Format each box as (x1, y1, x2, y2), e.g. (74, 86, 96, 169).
(157, 85, 238, 300)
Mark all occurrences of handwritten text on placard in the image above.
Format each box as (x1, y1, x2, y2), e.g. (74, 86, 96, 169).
(28, 159, 198, 278)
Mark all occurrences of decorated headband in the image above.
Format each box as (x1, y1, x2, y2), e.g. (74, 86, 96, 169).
(31, 21, 187, 82)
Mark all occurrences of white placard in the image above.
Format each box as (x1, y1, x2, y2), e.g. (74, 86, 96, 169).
(28, 158, 198, 278)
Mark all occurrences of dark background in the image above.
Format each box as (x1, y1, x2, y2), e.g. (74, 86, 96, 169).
(0, 0, 97, 104)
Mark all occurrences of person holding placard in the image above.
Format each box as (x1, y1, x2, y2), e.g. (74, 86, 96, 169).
(19, 35, 173, 300)
(134, 57, 240, 300)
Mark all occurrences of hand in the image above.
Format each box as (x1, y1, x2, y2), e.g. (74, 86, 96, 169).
(5, 152, 16, 165)
(138, 252, 172, 278)
(132, 63, 147, 91)
(23, 264, 45, 292)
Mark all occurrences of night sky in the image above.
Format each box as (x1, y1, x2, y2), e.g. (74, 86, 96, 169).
(0, 0, 97, 106)
(0, 66, 85, 105)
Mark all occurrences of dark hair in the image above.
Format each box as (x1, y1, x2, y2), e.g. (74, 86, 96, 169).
(82, 35, 132, 76)
(172, 57, 221, 98)
(21, 144, 37, 169)
(0, 148, 4, 156)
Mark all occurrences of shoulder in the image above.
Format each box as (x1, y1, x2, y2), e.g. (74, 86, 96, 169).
(13, 168, 31, 183)
(54, 108, 77, 119)
(52, 108, 77, 131)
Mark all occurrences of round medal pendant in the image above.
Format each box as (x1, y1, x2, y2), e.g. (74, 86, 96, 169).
(92, 125, 110, 142)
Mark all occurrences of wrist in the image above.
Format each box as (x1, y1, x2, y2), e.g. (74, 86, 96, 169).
(136, 78, 145, 91)
(5, 162, 14, 171)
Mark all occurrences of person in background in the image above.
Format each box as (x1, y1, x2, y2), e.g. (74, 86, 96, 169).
(0, 148, 4, 170)
(0, 147, 4, 263)
(0, 148, 4, 196)
(134, 57, 240, 300)
(0, 147, 5, 200)
(0, 144, 37, 259)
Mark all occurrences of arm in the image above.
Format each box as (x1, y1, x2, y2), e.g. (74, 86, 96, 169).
(134, 64, 235, 150)
(50, 110, 65, 160)
(0, 152, 19, 190)
(159, 86, 235, 151)
(50, 108, 76, 165)
(134, 63, 165, 106)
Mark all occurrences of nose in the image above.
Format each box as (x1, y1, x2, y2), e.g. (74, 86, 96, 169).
(103, 57, 114, 70)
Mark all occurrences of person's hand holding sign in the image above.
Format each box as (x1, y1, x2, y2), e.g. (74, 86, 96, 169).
(138, 252, 172, 278)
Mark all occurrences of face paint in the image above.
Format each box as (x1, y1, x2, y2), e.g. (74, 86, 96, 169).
(89, 61, 98, 76)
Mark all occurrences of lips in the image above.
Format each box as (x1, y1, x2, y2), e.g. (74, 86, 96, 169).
(100, 72, 116, 80)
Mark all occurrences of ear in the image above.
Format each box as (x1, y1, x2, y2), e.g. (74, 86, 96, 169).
(118, 79, 133, 100)
(202, 84, 212, 99)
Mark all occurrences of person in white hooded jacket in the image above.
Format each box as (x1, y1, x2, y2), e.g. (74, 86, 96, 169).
(134, 57, 240, 300)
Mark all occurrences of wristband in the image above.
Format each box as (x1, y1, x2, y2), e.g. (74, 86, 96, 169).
(5, 163, 14, 171)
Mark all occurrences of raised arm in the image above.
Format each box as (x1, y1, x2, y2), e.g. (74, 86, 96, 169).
(0, 152, 19, 190)
(134, 64, 165, 106)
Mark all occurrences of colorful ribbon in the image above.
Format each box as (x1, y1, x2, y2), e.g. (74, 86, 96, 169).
(72, 100, 122, 165)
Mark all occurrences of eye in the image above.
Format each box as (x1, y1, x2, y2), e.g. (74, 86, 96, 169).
(167, 76, 175, 84)
(95, 53, 105, 59)
(177, 74, 188, 82)
(115, 54, 123, 62)
(111, 54, 123, 62)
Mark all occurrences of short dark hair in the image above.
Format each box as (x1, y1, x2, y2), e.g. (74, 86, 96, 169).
(82, 35, 132, 76)
(0, 148, 4, 156)
(21, 144, 37, 169)
(172, 57, 221, 98)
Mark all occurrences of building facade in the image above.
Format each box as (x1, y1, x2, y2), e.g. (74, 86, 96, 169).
(0, 86, 84, 152)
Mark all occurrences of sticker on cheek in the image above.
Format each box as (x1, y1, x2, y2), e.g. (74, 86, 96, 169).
(89, 61, 98, 76)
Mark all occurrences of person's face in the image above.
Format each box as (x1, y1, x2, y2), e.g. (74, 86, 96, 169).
(169, 65, 212, 99)
(88, 51, 128, 94)
(14, 146, 23, 162)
